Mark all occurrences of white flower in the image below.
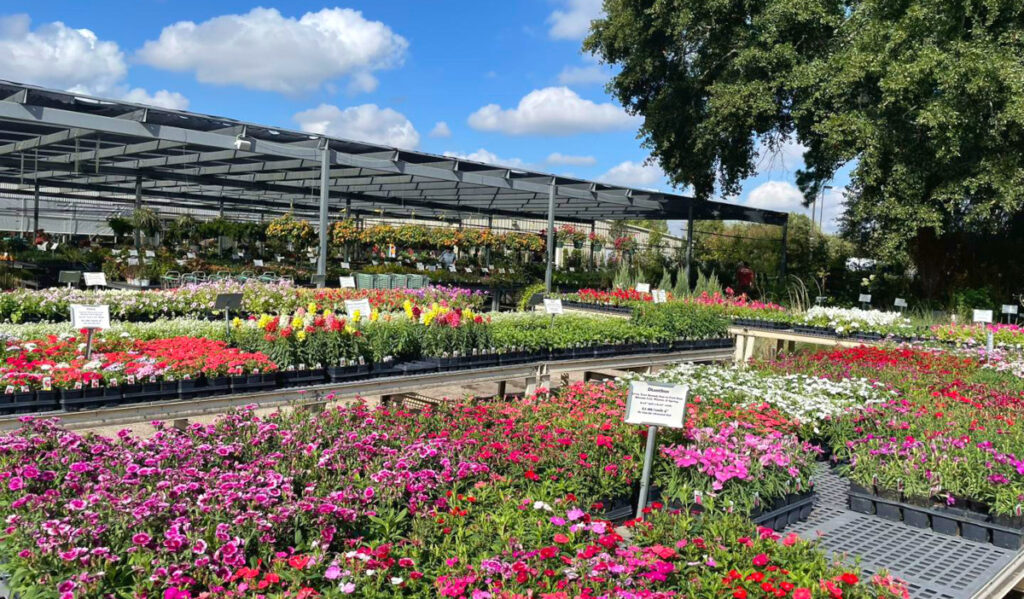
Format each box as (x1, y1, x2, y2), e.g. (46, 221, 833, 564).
(533, 500, 553, 511)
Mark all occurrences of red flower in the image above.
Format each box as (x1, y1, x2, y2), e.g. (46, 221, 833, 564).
(752, 553, 769, 567)
(553, 533, 570, 544)
(840, 572, 859, 585)
(288, 555, 311, 570)
(733, 589, 747, 599)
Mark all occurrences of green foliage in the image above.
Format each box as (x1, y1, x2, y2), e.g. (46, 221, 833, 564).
(517, 282, 548, 311)
(587, 0, 1024, 300)
(657, 268, 672, 291)
(672, 265, 689, 297)
(611, 261, 635, 289)
(107, 216, 134, 240)
(630, 302, 731, 340)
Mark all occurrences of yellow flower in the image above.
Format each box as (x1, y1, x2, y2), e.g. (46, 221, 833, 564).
(370, 309, 380, 323)
(291, 317, 304, 330)
(308, 302, 317, 313)
(323, 309, 333, 318)
(344, 325, 356, 334)
(257, 314, 272, 329)
(352, 310, 361, 322)
(296, 330, 307, 342)
(232, 317, 243, 328)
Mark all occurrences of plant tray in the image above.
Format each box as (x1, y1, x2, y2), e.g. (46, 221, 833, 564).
(847, 487, 1024, 549)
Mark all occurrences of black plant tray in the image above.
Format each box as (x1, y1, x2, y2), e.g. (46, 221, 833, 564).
(750, 490, 816, 531)
(230, 374, 277, 394)
(278, 369, 326, 388)
(848, 487, 1024, 549)
(121, 381, 179, 405)
(60, 387, 107, 411)
(0, 391, 61, 415)
(732, 318, 791, 331)
(792, 325, 837, 337)
(374, 359, 440, 377)
(327, 364, 370, 383)
(561, 301, 633, 315)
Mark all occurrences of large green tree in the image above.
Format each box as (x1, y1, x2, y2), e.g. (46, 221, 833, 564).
(586, 0, 1024, 298)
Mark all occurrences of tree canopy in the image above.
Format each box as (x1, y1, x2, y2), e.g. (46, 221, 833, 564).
(586, 0, 1024, 297)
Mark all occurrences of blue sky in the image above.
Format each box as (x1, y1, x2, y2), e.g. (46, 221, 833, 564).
(0, 0, 848, 233)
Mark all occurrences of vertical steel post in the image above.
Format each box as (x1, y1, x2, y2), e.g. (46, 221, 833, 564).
(544, 181, 556, 293)
(317, 140, 330, 286)
(636, 425, 659, 520)
(685, 202, 694, 290)
(779, 216, 789, 279)
(134, 176, 142, 256)
(32, 181, 40, 238)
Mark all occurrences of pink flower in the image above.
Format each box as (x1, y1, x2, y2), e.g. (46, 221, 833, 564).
(752, 553, 770, 567)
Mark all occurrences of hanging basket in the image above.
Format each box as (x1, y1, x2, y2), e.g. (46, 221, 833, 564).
(573, 241, 584, 249)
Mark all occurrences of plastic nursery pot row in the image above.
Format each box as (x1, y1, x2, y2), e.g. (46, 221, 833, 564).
(0, 339, 733, 416)
(560, 300, 635, 315)
(647, 487, 817, 532)
(731, 318, 792, 331)
(848, 483, 1024, 550)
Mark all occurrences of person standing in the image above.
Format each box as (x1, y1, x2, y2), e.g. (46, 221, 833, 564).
(736, 261, 756, 295)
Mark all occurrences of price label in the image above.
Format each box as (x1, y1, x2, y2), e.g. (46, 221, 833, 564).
(339, 276, 356, 288)
(187, 252, 196, 259)
(499, 268, 507, 274)
(83, 272, 106, 287)
(145, 250, 155, 258)
(128, 257, 139, 266)
(276, 255, 284, 263)
(481, 267, 490, 274)
(344, 298, 372, 319)
(129, 250, 139, 257)
(815, 296, 827, 305)
(465, 267, 474, 274)
(50, 242, 59, 251)
(416, 262, 424, 270)
(1002, 304, 1018, 315)
(254, 259, 264, 267)
(543, 298, 563, 315)
(448, 265, 457, 273)
(70, 304, 110, 330)
(858, 293, 872, 304)
(36, 244, 46, 251)
(372, 260, 380, 265)
(974, 309, 993, 323)
(653, 290, 667, 303)
(894, 298, 907, 308)
(309, 257, 317, 264)
(636, 283, 651, 293)
(625, 381, 689, 428)
(340, 261, 350, 269)
(569, 267, 575, 272)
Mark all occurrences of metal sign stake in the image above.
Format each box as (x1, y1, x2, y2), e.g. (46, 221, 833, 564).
(636, 424, 659, 520)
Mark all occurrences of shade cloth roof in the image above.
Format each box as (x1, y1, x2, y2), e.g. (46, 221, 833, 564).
(0, 80, 787, 226)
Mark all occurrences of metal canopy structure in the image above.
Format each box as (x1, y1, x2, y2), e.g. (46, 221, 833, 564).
(0, 80, 789, 287)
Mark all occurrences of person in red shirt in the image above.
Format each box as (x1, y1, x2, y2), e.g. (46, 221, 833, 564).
(736, 261, 755, 294)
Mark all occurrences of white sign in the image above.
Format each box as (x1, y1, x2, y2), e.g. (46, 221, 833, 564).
(340, 261, 350, 269)
(309, 258, 317, 264)
(653, 290, 668, 304)
(187, 252, 196, 259)
(448, 265, 457, 273)
(253, 259, 264, 267)
(1002, 304, 1018, 315)
(145, 250, 155, 258)
(344, 298, 373, 319)
(129, 250, 138, 257)
(416, 262, 424, 270)
(35, 244, 46, 251)
(83, 272, 106, 287)
(625, 381, 689, 428)
(858, 293, 872, 304)
(894, 298, 907, 308)
(568, 267, 575, 272)
(70, 304, 110, 330)
(499, 268, 507, 274)
(339, 276, 356, 289)
(465, 267, 474, 274)
(543, 298, 563, 315)
(372, 260, 380, 265)
(50, 242, 59, 251)
(636, 283, 651, 293)
(276, 255, 284, 263)
(127, 257, 139, 266)
(974, 309, 994, 324)
(481, 267, 490, 274)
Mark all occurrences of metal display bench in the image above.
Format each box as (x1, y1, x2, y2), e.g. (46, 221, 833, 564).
(794, 466, 1024, 599)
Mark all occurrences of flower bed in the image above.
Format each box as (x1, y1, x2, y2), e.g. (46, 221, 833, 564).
(797, 306, 913, 338)
(0, 382, 909, 598)
(930, 322, 1024, 348)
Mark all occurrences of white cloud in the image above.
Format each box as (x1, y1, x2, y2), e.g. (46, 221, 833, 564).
(121, 88, 190, 110)
(137, 7, 408, 95)
(546, 152, 596, 166)
(598, 160, 666, 190)
(557, 64, 607, 86)
(0, 15, 188, 110)
(443, 148, 525, 168)
(294, 104, 420, 149)
(429, 121, 452, 138)
(468, 87, 637, 136)
(0, 14, 125, 93)
(742, 180, 846, 232)
(548, 0, 604, 40)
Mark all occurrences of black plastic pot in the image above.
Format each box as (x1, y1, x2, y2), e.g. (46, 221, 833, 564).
(102, 386, 124, 406)
(902, 503, 931, 529)
(204, 376, 232, 396)
(278, 369, 325, 388)
(961, 511, 991, 543)
(178, 379, 204, 400)
(328, 364, 370, 383)
(931, 508, 961, 536)
(230, 373, 276, 394)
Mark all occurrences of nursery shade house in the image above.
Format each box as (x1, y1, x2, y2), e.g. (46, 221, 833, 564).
(0, 80, 788, 284)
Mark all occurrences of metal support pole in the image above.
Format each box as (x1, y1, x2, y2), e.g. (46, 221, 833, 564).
(589, 221, 596, 269)
(317, 140, 330, 286)
(685, 202, 694, 290)
(636, 425, 659, 520)
(779, 217, 789, 279)
(134, 176, 143, 257)
(32, 181, 40, 238)
(218, 198, 224, 219)
(345, 197, 351, 219)
(544, 181, 556, 293)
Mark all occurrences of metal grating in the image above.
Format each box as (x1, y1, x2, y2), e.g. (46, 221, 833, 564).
(793, 466, 1019, 599)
